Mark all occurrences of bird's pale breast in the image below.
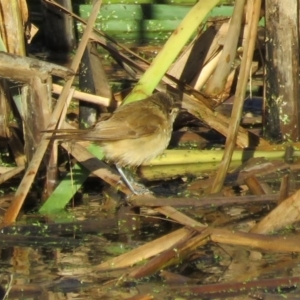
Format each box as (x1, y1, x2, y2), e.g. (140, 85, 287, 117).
(101, 120, 172, 167)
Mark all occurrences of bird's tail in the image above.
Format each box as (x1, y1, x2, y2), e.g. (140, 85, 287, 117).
(41, 129, 90, 141)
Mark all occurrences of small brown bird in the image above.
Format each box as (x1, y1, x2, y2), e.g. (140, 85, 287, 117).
(47, 92, 181, 167)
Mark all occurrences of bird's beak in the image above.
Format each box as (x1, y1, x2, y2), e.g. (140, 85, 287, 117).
(177, 104, 187, 113)
(174, 101, 183, 109)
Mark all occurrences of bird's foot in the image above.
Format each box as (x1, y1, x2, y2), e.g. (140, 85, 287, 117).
(116, 165, 152, 195)
(130, 182, 153, 195)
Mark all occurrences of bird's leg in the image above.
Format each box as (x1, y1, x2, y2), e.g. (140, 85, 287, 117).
(116, 165, 152, 195)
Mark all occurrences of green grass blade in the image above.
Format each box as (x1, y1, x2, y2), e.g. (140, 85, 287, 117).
(39, 145, 105, 213)
(124, 0, 221, 103)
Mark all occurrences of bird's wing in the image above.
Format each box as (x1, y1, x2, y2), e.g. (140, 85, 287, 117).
(85, 113, 164, 140)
